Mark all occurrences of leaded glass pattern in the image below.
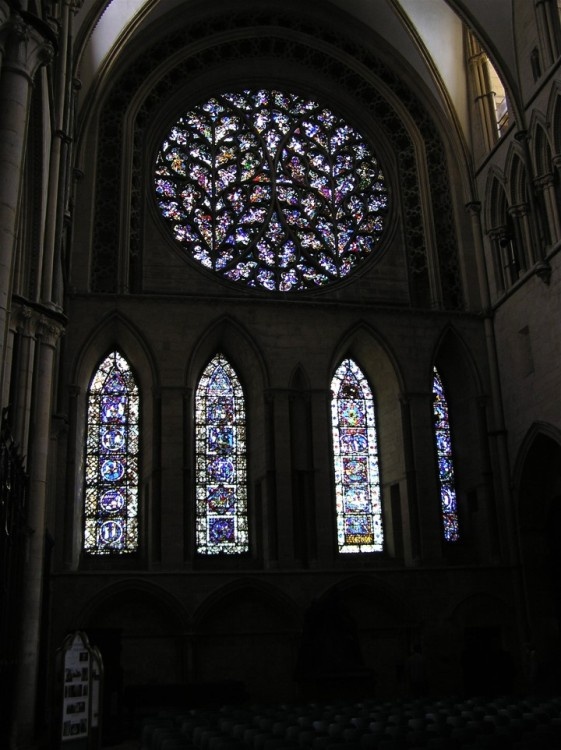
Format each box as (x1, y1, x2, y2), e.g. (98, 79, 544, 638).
(195, 354, 248, 554)
(84, 352, 139, 554)
(331, 359, 383, 553)
(432, 367, 459, 542)
(154, 89, 388, 292)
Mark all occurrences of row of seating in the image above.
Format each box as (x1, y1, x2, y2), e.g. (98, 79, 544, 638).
(138, 695, 561, 750)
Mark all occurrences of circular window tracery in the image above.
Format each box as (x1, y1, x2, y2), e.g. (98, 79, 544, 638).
(154, 89, 388, 291)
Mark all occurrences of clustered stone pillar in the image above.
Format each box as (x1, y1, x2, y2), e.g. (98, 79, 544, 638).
(465, 202, 515, 562)
(0, 10, 55, 404)
(0, 7, 61, 750)
(12, 314, 64, 749)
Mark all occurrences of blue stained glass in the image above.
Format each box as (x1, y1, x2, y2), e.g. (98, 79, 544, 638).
(433, 367, 460, 542)
(100, 489, 125, 512)
(331, 359, 383, 552)
(101, 427, 126, 451)
(195, 355, 248, 554)
(209, 457, 234, 482)
(99, 520, 124, 545)
(84, 352, 139, 554)
(101, 459, 124, 482)
(208, 426, 234, 453)
(208, 486, 236, 513)
(101, 395, 127, 423)
(209, 517, 235, 544)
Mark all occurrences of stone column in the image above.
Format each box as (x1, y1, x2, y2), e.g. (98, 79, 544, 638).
(41, 1, 81, 309)
(266, 388, 296, 568)
(465, 202, 514, 562)
(534, 0, 561, 67)
(160, 385, 185, 566)
(0, 11, 56, 406)
(11, 313, 63, 749)
(535, 173, 561, 247)
(10, 302, 37, 453)
(310, 388, 333, 565)
(400, 391, 443, 563)
(509, 203, 535, 269)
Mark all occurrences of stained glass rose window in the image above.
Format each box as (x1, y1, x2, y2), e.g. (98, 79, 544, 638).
(154, 89, 388, 291)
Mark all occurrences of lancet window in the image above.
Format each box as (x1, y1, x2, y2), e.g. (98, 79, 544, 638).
(195, 354, 248, 554)
(84, 351, 139, 554)
(331, 359, 383, 553)
(432, 367, 459, 542)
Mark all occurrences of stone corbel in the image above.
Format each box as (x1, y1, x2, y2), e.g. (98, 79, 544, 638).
(534, 259, 552, 284)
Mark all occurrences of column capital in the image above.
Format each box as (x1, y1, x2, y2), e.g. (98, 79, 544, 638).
(508, 203, 529, 219)
(399, 390, 434, 407)
(465, 201, 482, 216)
(1, 11, 57, 82)
(13, 303, 36, 336)
(533, 172, 555, 191)
(36, 315, 64, 347)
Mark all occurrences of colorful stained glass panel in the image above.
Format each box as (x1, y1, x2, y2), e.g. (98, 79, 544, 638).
(433, 367, 460, 542)
(195, 354, 248, 554)
(84, 352, 139, 554)
(155, 89, 388, 291)
(331, 359, 383, 552)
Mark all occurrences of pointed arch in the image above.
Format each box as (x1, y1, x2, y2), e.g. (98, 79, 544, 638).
(432, 326, 488, 551)
(484, 169, 507, 232)
(506, 149, 529, 207)
(84, 350, 140, 554)
(331, 358, 383, 553)
(532, 119, 553, 176)
(187, 315, 269, 395)
(195, 353, 249, 555)
(548, 84, 561, 156)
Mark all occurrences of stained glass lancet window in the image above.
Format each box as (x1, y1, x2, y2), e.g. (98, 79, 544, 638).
(432, 367, 459, 542)
(331, 359, 383, 553)
(84, 351, 139, 554)
(154, 89, 388, 292)
(195, 354, 248, 554)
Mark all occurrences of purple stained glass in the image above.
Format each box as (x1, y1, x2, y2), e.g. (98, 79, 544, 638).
(209, 517, 236, 544)
(154, 89, 388, 291)
(208, 486, 236, 513)
(331, 359, 383, 552)
(195, 354, 248, 554)
(208, 457, 235, 482)
(433, 367, 460, 542)
(84, 352, 139, 554)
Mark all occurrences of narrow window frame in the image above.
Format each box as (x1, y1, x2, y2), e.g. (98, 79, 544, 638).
(331, 358, 384, 554)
